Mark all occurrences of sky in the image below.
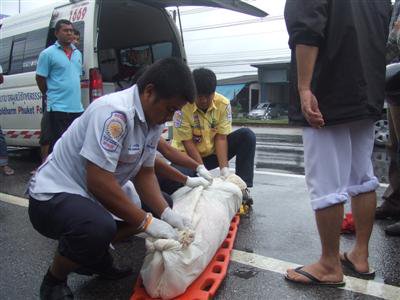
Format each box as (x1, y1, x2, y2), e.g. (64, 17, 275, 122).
(0, 0, 289, 79)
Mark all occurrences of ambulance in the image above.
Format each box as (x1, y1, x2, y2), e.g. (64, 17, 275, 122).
(0, 0, 266, 147)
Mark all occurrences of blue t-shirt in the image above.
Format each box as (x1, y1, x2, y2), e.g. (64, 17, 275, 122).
(36, 41, 83, 113)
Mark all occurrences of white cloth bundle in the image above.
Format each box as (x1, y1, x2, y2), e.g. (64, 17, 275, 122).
(140, 175, 245, 299)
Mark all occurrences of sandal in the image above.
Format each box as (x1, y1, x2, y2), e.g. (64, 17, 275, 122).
(3, 165, 14, 176)
(340, 252, 375, 278)
(285, 266, 346, 287)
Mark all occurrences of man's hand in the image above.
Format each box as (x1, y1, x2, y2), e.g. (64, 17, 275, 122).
(196, 164, 213, 182)
(299, 89, 324, 128)
(220, 167, 230, 178)
(185, 176, 211, 188)
(394, 21, 400, 33)
(145, 217, 179, 240)
(161, 207, 192, 230)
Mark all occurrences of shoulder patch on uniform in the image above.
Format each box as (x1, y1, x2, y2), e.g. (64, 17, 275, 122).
(226, 104, 232, 122)
(100, 111, 127, 152)
(174, 110, 183, 128)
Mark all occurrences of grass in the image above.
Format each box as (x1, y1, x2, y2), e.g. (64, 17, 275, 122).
(232, 117, 289, 126)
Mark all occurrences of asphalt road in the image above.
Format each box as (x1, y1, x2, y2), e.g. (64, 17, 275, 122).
(0, 130, 399, 300)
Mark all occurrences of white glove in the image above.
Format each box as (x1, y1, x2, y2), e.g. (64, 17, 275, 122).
(185, 176, 211, 188)
(196, 164, 213, 182)
(220, 167, 230, 178)
(145, 217, 179, 240)
(161, 207, 192, 230)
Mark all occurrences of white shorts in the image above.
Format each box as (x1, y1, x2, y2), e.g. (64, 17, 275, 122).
(303, 119, 379, 211)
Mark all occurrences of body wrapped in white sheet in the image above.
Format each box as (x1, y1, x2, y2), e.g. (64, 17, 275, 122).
(140, 175, 245, 299)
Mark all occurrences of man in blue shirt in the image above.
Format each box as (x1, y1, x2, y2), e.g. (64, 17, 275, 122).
(36, 19, 84, 152)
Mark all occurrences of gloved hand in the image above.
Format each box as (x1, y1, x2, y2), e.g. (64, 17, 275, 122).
(161, 207, 192, 230)
(220, 167, 230, 178)
(185, 176, 211, 188)
(145, 216, 179, 240)
(196, 164, 213, 182)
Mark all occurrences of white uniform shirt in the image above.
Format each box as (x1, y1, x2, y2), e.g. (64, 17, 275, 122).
(29, 85, 163, 201)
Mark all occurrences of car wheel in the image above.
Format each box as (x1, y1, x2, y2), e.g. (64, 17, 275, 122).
(374, 119, 389, 147)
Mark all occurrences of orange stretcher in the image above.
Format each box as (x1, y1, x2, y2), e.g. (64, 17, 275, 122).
(131, 214, 240, 300)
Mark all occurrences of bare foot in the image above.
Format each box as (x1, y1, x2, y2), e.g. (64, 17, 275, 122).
(286, 261, 343, 284)
(340, 251, 370, 273)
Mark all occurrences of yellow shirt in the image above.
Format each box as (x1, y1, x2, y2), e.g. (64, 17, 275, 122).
(171, 93, 232, 157)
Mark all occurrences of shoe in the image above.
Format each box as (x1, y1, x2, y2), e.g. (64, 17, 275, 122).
(40, 279, 73, 300)
(385, 221, 400, 236)
(375, 205, 400, 220)
(340, 252, 375, 279)
(74, 265, 132, 280)
(242, 188, 253, 206)
(284, 266, 346, 287)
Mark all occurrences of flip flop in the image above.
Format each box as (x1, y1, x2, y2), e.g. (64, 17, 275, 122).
(341, 252, 375, 278)
(285, 266, 346, 287)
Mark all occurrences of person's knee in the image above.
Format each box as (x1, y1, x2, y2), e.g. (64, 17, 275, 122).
(237, 128, 256, 147)
(80, 214, 117, 249)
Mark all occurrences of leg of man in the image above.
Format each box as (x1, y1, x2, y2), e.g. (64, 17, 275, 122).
(29, 193, 119, 298)
(203, 128, 256, 187)
(345, 120, 379, 273)
(49, 112, 82, 152)
(0, 126, 14, 175)
(376, 105, 400, 218)
(39, 110, 51, 162)
(286, 124, 351, 283)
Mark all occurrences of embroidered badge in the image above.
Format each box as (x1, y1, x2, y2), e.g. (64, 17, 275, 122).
(101, 112, 127, 152)
(174, 110, 183, 128)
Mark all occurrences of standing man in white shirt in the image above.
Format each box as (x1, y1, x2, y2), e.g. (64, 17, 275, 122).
(28, 58, 196, 300)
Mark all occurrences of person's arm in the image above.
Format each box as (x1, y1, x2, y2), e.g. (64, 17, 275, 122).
(134, 166, 169, 218)
(296, 45, 324, 128)
(154, 156, 187, 184)
(0, 74, 3, 85)
(182, 139, 203, 164)
(284, 0, 328, 128)
(158, 137, 199, 170)
(214, 134, 228, 169)
(86, 161, 146, 227)
(36, 75, 47, 96)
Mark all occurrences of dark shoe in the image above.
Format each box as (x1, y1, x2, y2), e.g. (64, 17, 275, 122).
(242, 188, 253, 206)
(40, 280, 73, 300)
(375, 205, 400, 220)
(74, 265, 132, 280)
(385, 221, 400, 236)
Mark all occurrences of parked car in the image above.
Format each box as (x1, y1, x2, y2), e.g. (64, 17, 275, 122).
(248, 103, 288, 119)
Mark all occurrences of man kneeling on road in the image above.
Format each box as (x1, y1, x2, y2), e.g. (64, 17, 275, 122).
(28, 58, 196, 300)
(171, 68, 256, 204)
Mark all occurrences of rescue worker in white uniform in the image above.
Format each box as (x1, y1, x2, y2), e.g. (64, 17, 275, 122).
(27, 58, 197, 300)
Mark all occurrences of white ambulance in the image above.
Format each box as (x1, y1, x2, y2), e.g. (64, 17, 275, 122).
(0, 0, 266, 147)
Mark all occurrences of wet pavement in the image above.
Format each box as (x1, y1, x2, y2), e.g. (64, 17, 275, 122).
(1, 128, 399, 300)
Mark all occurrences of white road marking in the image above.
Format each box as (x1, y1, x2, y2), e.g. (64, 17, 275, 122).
(0, 192, 28, 207)
(231, 250, 400, 300)
(1, 188, 395, 298)
(252, 169, 390, 188)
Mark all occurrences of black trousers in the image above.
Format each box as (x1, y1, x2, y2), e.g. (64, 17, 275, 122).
(49, 111, 82, 152)
(159, 128, 256, 195)
(29, 193, 117, 271)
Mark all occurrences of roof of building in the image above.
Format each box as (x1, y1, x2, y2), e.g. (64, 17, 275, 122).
(217, 75, 258, 85)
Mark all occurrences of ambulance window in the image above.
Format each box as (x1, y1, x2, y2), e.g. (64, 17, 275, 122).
(152, 42, 173, 61)
(9, 38, 26, 75)
(23, 28, 47, 72)
(72, 21, 84, 54)
(0, 37, 12, 73)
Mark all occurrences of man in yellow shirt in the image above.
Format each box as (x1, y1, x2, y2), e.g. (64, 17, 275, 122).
(171, 68, 256, 204)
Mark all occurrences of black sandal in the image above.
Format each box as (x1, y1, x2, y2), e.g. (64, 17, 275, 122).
(341, 252, 375, 278)
(285, 266, 346, 287)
